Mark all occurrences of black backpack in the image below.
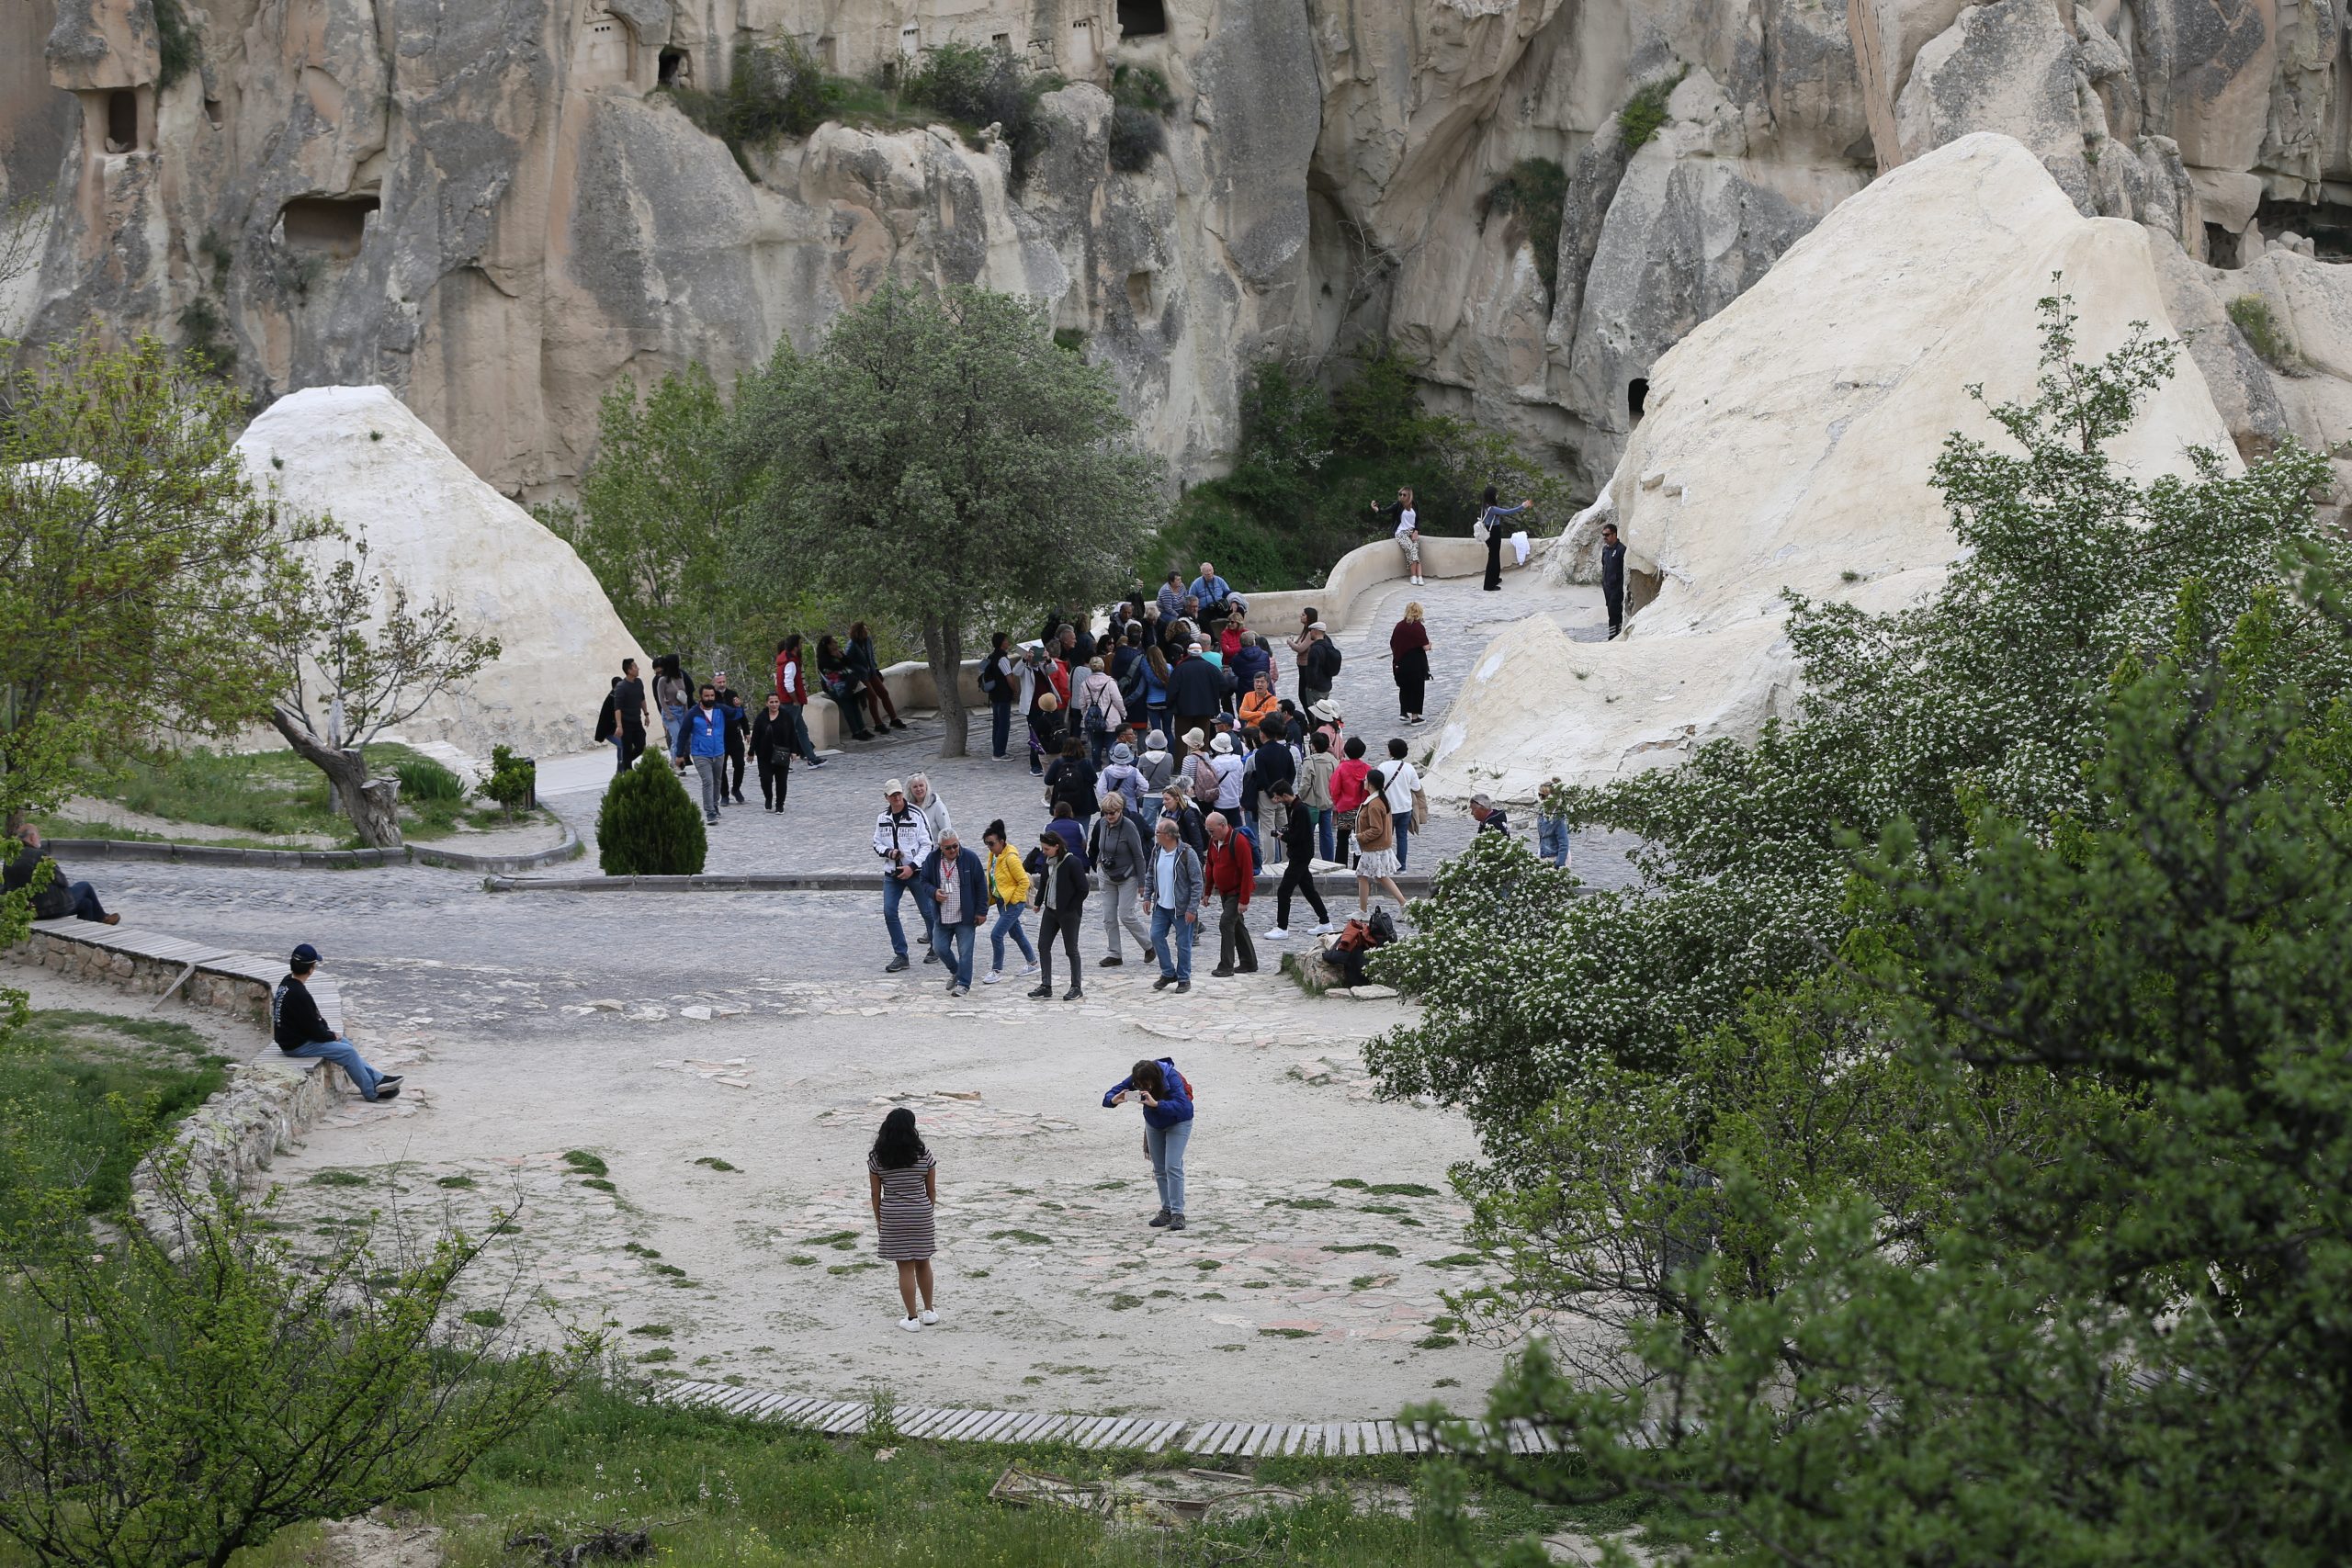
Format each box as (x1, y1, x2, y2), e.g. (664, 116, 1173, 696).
(1317, 640, 1343, 682)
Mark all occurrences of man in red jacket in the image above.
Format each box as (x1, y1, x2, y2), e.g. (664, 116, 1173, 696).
(1201, 810, 1258, 977)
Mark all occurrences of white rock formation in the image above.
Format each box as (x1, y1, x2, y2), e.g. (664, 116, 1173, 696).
(235, 387, 645, 760)
(1427, 134, 2239, 803)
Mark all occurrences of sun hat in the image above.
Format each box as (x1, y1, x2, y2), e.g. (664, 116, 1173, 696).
(1182, 728, 1207, 750)
(1146, 729, 1168, 749)
(1308, 700, 1340, 722)
(1111, 743, 1136, 764)
(1211, 734, 1235, 755)
(1309, 620, 1329, 631)
(882, 778, 906, 796)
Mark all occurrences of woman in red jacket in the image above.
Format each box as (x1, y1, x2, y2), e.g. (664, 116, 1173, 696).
(1389, 602, 1433, 724)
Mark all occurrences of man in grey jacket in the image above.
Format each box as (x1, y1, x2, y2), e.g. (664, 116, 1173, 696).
(1088, 791, 1152, 967)
(1143, 816, 1202, 993)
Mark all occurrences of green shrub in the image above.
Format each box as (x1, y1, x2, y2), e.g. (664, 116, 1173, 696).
(393, 755, 464, 804)
(175, 297, 236, 379)
(153, 0, 200, 91)
(1485, 157, 1569, 296)
(2228, 293, 2300, 371)
(1617, 68, 1686, 152)
(667, 38, 840, 154)
(596, 750, 707, 875)
(1108, 104, 1164, 173)
(1111, 62, 1175, 116)
(904, 41, 1054, 181)
(480, 744, 536, 818)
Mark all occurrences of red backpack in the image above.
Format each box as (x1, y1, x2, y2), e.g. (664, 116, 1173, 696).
(1158, 1055, 1196, 1101)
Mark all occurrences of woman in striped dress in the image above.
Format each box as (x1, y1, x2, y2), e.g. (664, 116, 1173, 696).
(867, 1107, 939, 1330)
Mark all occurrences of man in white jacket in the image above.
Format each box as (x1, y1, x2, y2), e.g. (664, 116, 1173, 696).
(1381, 739, 1421, 873)
(875, 780, 934, 974)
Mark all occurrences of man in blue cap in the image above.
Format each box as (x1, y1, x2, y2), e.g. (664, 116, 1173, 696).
(273, 943, 401, 1102)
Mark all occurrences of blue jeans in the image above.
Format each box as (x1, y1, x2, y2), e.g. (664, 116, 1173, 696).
(1537, 814, 1570, 868)
(1316, 807, 1334, 863)
(882, 874, 925, 958)
(661, 706, 684, 754)
(991, 697, 1013, 759)
(1393, 815, 1412, 872)
(1150, 903, 1193, 982)
(282, 1037, 384, 1101)
(989, 904, 1036, 970)
(1145, 1118, 1193, 1215)
(784, 705, 818, 762)
(65, 881, 108, 921)
(932, 919, 976, 988)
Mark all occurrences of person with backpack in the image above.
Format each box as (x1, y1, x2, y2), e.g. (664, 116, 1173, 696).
(1029, 829, 1090, 1001)
(1136, 730, 1176, 829)
(1076, 656, 1127, 767)
(980, 819, 1039, 986)
(1383, 737, 1424, 872)
(1089, 790, 1152, 968)
(1301, 730, 1338, 863)
(867, 1107, 940, 1330)
(1103, 1057, 1195, 1231)
(1351, 766, 1408, 917)
(980, 631, 1019, 761)
(1043, 737, 1099, 824)
(1100, 742, 1146, 816)
(1202, 810, 1259, 977)
(1476, 486, 1535, 592)
(875, 780, 934, 974)
(1298, 622, 1342, 715)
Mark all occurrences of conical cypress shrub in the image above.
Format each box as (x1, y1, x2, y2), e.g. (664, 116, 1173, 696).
(597, 750, 708, 875)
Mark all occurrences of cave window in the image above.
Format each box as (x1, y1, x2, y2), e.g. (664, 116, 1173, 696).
(2205, 222, 2244, 270)
(2252, 195, 2352, 261)
(1627, 377, 1649, 421)
(202, 96, 223, 128)
(279, 196, 380, 259)
(105, 89, 138, 152)
(658, 48, 687, 86)
(991, 32, 1012, 52)
(1069, 17, 1098, 72)
(1118, 0, 1170, 38)
(899, 25, 922, 58)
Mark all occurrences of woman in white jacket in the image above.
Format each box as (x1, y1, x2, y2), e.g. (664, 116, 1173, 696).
(1075, 657, 1128, 768)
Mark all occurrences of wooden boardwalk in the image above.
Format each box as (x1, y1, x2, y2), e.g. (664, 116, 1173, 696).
(25, 917, 342, 1032)
(658, 1380, 1557, 1457)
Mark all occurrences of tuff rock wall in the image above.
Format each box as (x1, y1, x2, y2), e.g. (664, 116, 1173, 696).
(6, 0, 2352, 511)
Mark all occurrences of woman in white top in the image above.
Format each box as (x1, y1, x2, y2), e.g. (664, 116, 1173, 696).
(1381, 737, 1420, 873)
(1371, 488, 1422, 587)
(1208, 733, 1247, 811)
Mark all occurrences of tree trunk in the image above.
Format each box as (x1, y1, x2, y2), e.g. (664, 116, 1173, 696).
(925, 614, 970, 759)
(269, 705, 404, 848)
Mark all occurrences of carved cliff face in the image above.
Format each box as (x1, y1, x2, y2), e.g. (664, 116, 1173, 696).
(8, 0, 2352, 512)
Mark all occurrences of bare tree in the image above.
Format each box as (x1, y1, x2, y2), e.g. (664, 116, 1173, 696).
(0, 194, 48, 339)
(269, 528, 500, 847)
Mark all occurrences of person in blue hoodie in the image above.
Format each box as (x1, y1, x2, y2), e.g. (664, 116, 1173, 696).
(1103, 1056, 1195, 1231)
(672, 682, 741, 825)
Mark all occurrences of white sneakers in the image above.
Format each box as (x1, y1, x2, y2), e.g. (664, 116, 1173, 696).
(1262, 927, 1289, 940)
(899, 1315, 920, 1332)
(1019, 963, 1039, 976)
(1313, 922, 1338, 936)
(983, 970, 1003, 985)
(899, 1307, 941, 1331)
(920, 1307, 939, 1325)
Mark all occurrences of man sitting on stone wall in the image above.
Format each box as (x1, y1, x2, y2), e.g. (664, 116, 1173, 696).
(273, 942, 401, 1103)
(3, 826, 118, 925)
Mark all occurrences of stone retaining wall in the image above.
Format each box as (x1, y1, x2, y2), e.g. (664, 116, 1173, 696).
(7, 926, 275, 1024)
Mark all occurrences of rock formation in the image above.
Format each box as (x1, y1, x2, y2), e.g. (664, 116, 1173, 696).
(5, 0, 2352, 531)
(234, 386, 646, 759)
(1424, 133, 2238, 802)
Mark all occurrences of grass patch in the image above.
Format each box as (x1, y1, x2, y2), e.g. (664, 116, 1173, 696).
(786, 1254, 818, 1267)
(305, 1169, 370, 1188)
(1269, 1196, 1338, 1211)
(560, 1150, 609, 1178)
(0, 1011, 229, 1214)
(1323, 1243, 1402, 1258)
(1366, 1183, 1441, 1198)
(805, 1229, 858, 1248)
(989, 1229, 1053, 1246)
(1416, 1334, 1459, 1349)
(692, 1156, 739, 1172)
(460, 1309, 505, 1329)
(1618, 68, 1687, 152)
(628, 1325, 673, 1338)
(1484, 157, 1568, 295)
(1331, 1179, 1370, 1190)
(827, 1261, 881, 1276)
(1194, 1259, 1224, 1271)
(1260, 1327, 1316, 1339)
(1108, 1294, 1145, 1312)
(624, 1242, 662, 1258)
(67, 742, 540, 846)
(2230, 293, 2301, 371)
(1426, 1254, 1485, 1269)
(435, 1174, 475, 1189)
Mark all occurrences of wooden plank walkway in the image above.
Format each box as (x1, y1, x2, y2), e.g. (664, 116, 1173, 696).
(27, 918, 340, 1032)
(652, 1379, 1553, 1457)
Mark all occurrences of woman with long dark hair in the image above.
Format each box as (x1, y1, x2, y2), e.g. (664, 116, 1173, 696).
(1477, 485, 1534, 592)
(1102, 1056, 1195, 1230)
(847, 621, 906, 732)
(816, 634, 875, 741)
(867, 1107, 939, 1329)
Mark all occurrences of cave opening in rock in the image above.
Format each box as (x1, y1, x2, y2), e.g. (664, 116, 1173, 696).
(1119, 0, 1170, 38)
(105, 89, 137, 152)
(2254, 196, 2352, 261)
(2205, 222, 2245, 269)
(280, 196, 380, 259)
(658, 48, 687, 86)
(1627, 377, 1649, 422)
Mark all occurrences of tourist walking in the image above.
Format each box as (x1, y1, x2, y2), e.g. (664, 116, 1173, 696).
(848, 622, 907, 732)
(1076, 657, 1127, 767)
(1329, 735, 1371, 865)
(1477, 486, 1535, 592)
(1600, 522, 1627, 638)
(1136, 731, 1175, 828)
(1351, 770, 1408, 916)
(1262, 785, 1330, 939)
(672, 683, 736, 825)
(773, 636, 825, 767)
(1297, 621, 1341, 716)
(1089, 791, 1152, 967)
(1202, 811, 1258, 977)
(1471, 795, 1512, 836)
(1043, 739, 1098, 824)
(1030, 829, 1089, 1001)
(1146, 816, 1201, 992)
(1168, 643, 1223, 762)
(1102, 1057, 1194, 1231)
(875, 780, 934, 974)
(1390, 603, 1432, 724)
(1302, 731, 1338, 863)
(1536, 776, 1572, 869)
(1372, 487, 1423, 586)
(612, 657, 649, 773)
(981, 820, 1038, 985)
(1248, 725, 1295, 858)
(867, 1108, 939, 1330)
(711, 671, 752, 803)
(594, 676, 625, 772)
(1206, 733, 1245, 814)
(1383, 738, 1423, 872)
(919, 829, 986, 997)
(273, 942, 401, 1102)
(908, 773, 952, 848)
(749, 694, 795, 811)
(5, 826, 118, 924)
(1101, 742, 1147, 816)
(981, 632, 1019, 760)
(653, 654, 691, 763)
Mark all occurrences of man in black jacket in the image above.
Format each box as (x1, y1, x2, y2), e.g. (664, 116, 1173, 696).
(1030, 830, 1091, 1002)
(1168, 644, 1224, 763)
(272, 943, 401, 1102)
(4, 827, 116, 924)
(1600, 523, 1628, 639)
(712, 671, 751, 804)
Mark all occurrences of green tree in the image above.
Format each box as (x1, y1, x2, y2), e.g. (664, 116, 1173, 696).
(595, 748, 707, 875)
(538, 365, 760, 676)
(1428, 577, 2352, 1564)
(266, 528, 502, 848)
(0, 336, 321, 827)
(0, 1145, 589, 1568)
(734, 283, 1166, 757)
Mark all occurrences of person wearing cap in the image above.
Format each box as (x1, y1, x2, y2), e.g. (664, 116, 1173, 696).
(1168, 640, 1223, 761)
(1298, 621, 1341, 716)
(874, 780, 935, 973)
(1200, 811, 1258, 977)
(917, 829, 987, 997)
(273, 944, 401, 1102)
(1207, 732, 1246, 812)
(1029, 829, 1091, 1000)
(1471, 794, 1512, 837)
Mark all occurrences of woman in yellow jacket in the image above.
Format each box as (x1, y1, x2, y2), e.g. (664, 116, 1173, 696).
(982, 818, 1039, 985)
